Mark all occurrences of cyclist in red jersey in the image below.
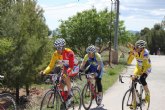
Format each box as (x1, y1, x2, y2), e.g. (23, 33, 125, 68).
(41, 38, 79, 106)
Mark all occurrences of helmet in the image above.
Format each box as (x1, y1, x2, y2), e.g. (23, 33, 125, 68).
(135, 40, 147, 48)
(54, 38, 66, 48)
(86, 45, 96, 53)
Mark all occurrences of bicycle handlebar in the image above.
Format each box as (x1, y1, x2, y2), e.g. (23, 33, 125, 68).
(119, 75, 134, 83)
(119, 74, 140, 83)
(119, 75, 124, 83)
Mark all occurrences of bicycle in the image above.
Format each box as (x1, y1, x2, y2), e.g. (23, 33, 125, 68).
(119, 74, 150, 110)
(40, 70, 82, 110)
(0, 75, 17, 110)
(80, 65, 103, 110)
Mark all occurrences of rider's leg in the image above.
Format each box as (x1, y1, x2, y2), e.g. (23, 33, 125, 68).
(140, 73, 150, 102)
(62, 68, 72, 95)
(96, 68, 103, 105)
(96, 78, 102, 95)
(63, 74, 71, 95)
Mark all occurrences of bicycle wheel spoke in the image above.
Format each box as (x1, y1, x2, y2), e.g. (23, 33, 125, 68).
(71, 87, 81, 110)
(82, 84, 93, 110)
(122, 89, 135, 110)
(40, 90, 63, 110)
(0, 93, 17, 110)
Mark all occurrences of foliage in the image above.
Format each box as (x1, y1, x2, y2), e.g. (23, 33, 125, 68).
(53, 8, 130, 57)
(0, 0, 51, 91)
(0, 38, 13, 56)
(135, 23, 165, 55)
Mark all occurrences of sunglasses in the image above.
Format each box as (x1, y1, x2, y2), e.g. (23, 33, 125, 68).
(56, 47, 63, 50)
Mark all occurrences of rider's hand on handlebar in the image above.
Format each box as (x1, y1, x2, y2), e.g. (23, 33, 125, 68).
(79, 69, 83, 73)
(131, 75, 137, 80)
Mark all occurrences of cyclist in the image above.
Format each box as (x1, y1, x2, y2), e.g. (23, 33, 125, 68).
(80, 45, 104, 105)
(127, 40, 151, 109)
(41, 38, 79, 107)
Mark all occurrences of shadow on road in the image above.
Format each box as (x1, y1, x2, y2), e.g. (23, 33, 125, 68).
(89, 104, 108, 110)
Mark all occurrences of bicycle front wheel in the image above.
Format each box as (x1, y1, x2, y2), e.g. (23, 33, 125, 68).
(122, 89, 136, 110)
(71, 86, 81, 110)
(0, 93, 17, 110)
(40, 89, 64, 110)
(82, 83, 93, 110)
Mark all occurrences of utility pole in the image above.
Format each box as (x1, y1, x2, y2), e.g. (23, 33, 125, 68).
(113, 0, 119, 64)
(161, 16, 165, 29)
(109, 0, 114, 67)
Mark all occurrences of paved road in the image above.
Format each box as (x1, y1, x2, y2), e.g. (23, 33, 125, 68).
(81, 55, 165, 110)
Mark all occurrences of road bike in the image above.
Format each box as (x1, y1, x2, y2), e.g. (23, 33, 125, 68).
(80, 65, 103, 110)
(40, 70, 82, 110)
(0, 75, 17, 110)
(119, 74, 150, 110)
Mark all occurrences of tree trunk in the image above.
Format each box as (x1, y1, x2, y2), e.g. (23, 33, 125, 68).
(16, 85, 19, 104)
(26, 84, 30, 96)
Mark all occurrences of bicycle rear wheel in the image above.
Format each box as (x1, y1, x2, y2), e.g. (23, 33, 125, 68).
(70, 86, 81, 110)
(40, 89, 64, 110)
(122, 89, 137, 110)
(82, 83, 93, 110)
(0, 93, 17, 110)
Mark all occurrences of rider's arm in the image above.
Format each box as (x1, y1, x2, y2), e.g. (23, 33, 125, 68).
(127, 42, 134, 50)
(127, 42, 135, 65)
(80, 54, 88, 70)
(68, 52, 74, 68)
(95, 53, 102, 71)
(43, 52, 59, 74)
(67, 51, 75, 73)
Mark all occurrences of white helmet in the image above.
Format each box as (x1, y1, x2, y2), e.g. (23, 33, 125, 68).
(135, 40, 147, 48)
(54, 38, 66, 48)
(86, 45, 96, 53)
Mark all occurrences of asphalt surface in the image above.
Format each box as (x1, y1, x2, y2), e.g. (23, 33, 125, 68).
(80, 55, 165, 110)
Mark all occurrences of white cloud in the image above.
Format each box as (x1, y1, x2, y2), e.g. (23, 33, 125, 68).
(150, 9, 165, 16)
(120, 15, 160, 30)
(38, 0, 165, 31)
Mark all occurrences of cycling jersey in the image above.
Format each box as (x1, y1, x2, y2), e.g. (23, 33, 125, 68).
(83, 53, 104, 78)
(133, 49, 151, 75)
(43, 48, 79, 76)
(127, 46, 151, 75)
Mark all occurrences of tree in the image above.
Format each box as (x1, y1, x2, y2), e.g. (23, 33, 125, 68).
(0, 0, 51, 103)
(55, 8, 128, 57)
(136, 23, 165, 55)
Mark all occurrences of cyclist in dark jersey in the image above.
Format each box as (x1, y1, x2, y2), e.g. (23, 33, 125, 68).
(80, 45, 104, 105)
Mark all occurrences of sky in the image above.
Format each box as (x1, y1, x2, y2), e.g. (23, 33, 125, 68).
(37, 0, 165, 31)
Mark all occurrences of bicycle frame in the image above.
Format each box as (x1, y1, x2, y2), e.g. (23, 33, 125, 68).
(85, 73, 98, 100)
(120, 75, 144, 107)
(49, 73, 68, 102)
(48, 72, 81, 109)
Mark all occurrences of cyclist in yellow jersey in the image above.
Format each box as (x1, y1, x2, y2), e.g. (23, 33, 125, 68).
(127, 40, 151, 109)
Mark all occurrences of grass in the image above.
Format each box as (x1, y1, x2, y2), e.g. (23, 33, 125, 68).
(102, 64, 126, 92)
